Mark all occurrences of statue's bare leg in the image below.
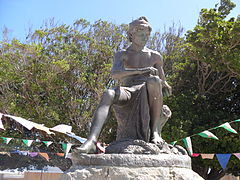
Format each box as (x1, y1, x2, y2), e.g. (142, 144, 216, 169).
(76, 89, 115, 153)
(146, 76, 164, 145)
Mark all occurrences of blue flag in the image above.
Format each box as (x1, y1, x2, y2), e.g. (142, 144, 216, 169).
(66, 132, 87, 143)
(216, 154, 231, 169)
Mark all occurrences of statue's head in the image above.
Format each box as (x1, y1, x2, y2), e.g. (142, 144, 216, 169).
(127, 16, 152, 43)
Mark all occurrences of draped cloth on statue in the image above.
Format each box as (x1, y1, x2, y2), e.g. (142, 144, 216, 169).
(113, 75, 151, 142)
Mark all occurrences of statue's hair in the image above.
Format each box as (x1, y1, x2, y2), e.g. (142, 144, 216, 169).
(127, 16, 152, 42)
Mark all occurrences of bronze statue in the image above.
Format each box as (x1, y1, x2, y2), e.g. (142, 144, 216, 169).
(77, 17, 172, 154)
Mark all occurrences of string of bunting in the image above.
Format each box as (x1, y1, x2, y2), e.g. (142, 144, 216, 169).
(1, 112, 239, 168)
(0, 136, 73, 158)
(171, 119, 240, 155)
(0, 150, 72, 161)
(0, 112, 97, 158)
(0, 112, 73, 135)
(192, 153, 240, 170)
(171, 119, 240, 170)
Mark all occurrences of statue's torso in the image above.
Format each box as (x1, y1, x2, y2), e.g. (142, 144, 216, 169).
(123, 49, 156, 69)
(119, 48, 158, 86)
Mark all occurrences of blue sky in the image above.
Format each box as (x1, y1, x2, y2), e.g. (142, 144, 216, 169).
(0, 0, 239, 42)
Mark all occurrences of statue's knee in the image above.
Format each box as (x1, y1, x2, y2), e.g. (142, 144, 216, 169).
(147, 76, 162, 87)
(103, 89, 115, 101)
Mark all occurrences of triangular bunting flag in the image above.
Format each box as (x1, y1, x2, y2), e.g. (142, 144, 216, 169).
(50, 124, 72, 134)
(22, 139, 34, 147)
(1, 137, 12, 144)
(0, 152, 11, 157)
(66, 153, 72, 159)
(66, 132, 87, 143)
(192, 153, 200, 157)
(14, 151, 28, 156)
(218, 123, 238, 134)
(233, 153, 240, 160)
(4, 115, 35, 130)
(216, 154, 231, 169)
(201, 154, 215, 159)
(62, 143, 72, 158)
(62, 143, 67, 151)
(39, 153, 49, 161)
(183, 137, 193, 156)
(56, 153, 64, 157)
(170, 141, 177, 146)
(198, 130, 218, 140)
(0, 113, 4, 130)
(28, 152, 38, 157)
(42, 141, 53, 147)
(32, 123, 54, 135)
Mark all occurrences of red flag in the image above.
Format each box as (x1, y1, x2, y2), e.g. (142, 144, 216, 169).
(192, 153, 200, 157)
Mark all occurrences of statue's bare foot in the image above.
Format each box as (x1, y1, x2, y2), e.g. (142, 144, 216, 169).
(151, 133, 165, 146)
(75, 140, 96, 154)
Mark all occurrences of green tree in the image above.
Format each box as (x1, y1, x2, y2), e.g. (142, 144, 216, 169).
(0, 18, 187, 170)
(161, 0, 240, 179)
(0, 18, 128, 169)
(0, 2, 239, 178)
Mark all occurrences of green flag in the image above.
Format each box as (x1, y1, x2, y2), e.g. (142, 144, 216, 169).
(218, 122, 238, 134)
(183, 137, 193, 156)
(42, 141, 53, 147)
(170, 141, 177, 146)
(22, 139, 34, 147)
(198, 130, 219, 140)
(1, 137, 12, 144)
(61, 143, 67, 152)
(62, 143, 73, 158)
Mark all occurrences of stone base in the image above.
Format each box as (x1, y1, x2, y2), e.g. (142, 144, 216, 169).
(60, 153, 203, 180)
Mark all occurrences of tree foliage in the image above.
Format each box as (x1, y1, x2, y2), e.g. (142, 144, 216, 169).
(161, 0, 240, 179)
(0, 1, 240, 179)
(0, 19, 128, 139)
(0, 19, 128, 169)
(186, 0, 239, 95)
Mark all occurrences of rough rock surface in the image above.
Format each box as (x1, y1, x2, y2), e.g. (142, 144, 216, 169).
(60, 166, 203, 180)
(71, 154, 191, 168)
(60, 154, 204, 180)
(105, 139, 187, 155)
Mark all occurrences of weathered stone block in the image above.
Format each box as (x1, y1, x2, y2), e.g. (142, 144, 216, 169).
(60, 153, 203, 180)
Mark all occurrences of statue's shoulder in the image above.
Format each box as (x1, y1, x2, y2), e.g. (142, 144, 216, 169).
(149, 49, 162, 57)
(114, 49, 127, 60)
(149, 49, 163, 62)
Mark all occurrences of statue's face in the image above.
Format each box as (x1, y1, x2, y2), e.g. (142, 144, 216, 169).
(131, 26, 150, 47)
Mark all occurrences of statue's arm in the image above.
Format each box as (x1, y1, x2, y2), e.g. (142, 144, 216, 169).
(111, 51, 155, 80)
(153, 52, 172, 96)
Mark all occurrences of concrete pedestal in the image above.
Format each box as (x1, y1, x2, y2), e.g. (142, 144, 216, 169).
(60, 153, 203, 180)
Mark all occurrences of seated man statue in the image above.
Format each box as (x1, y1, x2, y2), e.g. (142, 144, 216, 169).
(77, 17, 172, 154)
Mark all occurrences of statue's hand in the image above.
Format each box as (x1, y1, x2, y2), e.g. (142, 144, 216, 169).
(162, 82, 172, 97)
(75, 140, 97, 154)
(142, 67, 159, 76)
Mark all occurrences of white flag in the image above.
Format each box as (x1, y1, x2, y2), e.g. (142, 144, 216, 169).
(0, 113, 4, 130)
(50, 124, 72, 134)
(4, 115, 35, 130)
